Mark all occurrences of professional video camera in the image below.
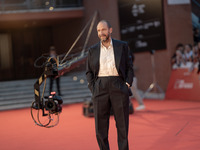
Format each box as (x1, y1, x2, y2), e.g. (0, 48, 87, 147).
(31, 57, 63, 128)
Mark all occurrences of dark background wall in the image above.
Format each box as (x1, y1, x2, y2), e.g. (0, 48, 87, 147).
(83, 0, 121, 43)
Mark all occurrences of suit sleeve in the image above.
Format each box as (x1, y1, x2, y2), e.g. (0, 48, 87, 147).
(125, 44, 134, 87)
(86, 48, 95, 93)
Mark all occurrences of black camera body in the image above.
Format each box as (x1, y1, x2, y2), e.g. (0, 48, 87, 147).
(45, 92, 63, 114)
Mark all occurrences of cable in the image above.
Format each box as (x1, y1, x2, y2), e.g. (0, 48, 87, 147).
(34, 54, 49, 68)
(31, 101, 59, 128)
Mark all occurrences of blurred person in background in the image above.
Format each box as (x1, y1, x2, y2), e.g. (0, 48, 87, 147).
(130, 53, 145, 110)
(184, 44, 193, 62)
(172, 50, 184, 69)
(171, 43, 185, 69)
(49, 46, 62, 96)
(192, 44, 199, 64)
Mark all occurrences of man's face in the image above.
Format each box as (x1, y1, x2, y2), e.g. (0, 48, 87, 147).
(97, 22, 112, 42)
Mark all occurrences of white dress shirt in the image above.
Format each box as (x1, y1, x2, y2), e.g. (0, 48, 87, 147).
(98, 40, 119, 77)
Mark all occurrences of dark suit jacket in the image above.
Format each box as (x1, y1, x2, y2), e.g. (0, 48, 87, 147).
(86, 39, 134, 92)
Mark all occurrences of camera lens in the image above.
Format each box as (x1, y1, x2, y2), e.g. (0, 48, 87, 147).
(47, 101, 54, 109)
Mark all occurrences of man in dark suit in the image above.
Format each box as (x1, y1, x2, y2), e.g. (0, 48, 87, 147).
(86, 20, 133, 150)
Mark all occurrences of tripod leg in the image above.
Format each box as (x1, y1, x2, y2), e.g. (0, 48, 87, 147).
(142, 83, 155, 99)
(155, 83, 164, 94)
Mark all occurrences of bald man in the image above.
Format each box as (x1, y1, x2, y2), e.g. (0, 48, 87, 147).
(86, 20, 134, 150)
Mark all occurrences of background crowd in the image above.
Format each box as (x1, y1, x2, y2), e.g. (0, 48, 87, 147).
(171, 41, 200, 71)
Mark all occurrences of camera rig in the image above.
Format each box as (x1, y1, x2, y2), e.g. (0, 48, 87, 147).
(31, 57, 63, 128)
(30, 11, 98, 128)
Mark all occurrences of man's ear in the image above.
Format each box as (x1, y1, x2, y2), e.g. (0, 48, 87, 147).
(109, 27, 113, 34)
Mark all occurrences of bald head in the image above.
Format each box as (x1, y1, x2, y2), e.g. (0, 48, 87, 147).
(98, 20, 112, 29)
(97, 20, 112, 43)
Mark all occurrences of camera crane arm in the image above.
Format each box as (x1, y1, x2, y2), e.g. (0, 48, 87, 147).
(31, 11, 98, 128)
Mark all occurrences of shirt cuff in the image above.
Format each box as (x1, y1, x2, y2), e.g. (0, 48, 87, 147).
(126, 82, 130, 87)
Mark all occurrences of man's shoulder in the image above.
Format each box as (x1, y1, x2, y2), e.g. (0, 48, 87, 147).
(87, 43, 100, 55)
(90, 42, 100, 50)
(112, 39, 128, 46)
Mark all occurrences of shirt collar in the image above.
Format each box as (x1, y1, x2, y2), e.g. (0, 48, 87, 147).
(101, 39, 113, 49)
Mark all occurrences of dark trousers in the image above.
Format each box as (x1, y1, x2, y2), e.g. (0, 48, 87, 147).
(92, 76, 129, 150)
(49, 77, 61, 95)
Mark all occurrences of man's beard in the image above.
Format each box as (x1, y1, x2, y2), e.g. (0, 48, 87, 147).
(100, 34, 110, 43)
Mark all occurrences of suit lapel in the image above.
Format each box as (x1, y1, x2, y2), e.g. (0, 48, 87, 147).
(112, 39, 122, 71)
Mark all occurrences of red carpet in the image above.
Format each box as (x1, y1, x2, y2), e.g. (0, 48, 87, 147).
(0, 99, 200, 150)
